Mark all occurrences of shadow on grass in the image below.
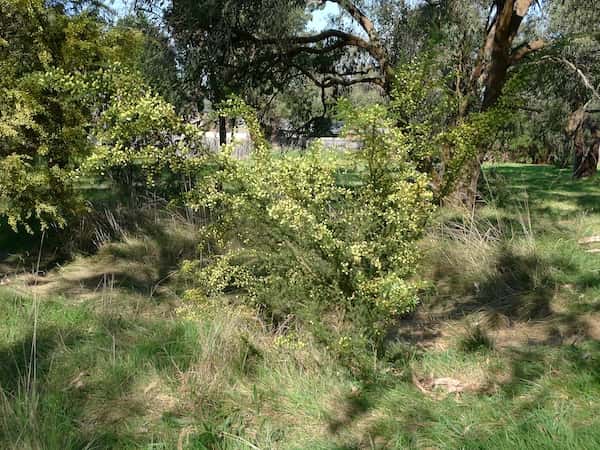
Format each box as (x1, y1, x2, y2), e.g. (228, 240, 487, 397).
(328, 389, 372, 435)
(394, 246, 563, 346)
(0, 324, 139, 448)
(12, 218, 200, 300)
(327, 316, 600, 448)
(419, 243, 600, 345)
(0, 326, 85, 395)
(0, 286, 267, 449)
(324, 379, 438, 449)
(0, 305, 200, 448)
(483, 164, 600, 216)
(1, 197, 199, 303)
(326, 165, 600, 447)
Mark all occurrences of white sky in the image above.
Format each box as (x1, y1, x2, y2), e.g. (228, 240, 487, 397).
(307, 2, 342, 31)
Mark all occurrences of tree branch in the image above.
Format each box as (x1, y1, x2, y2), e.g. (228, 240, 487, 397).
(327, 0, 393, 86)
(292, 63, 385, 88)
(320, 74, 385, 88)
(509, 105, 543, 113)
(329, 0, 376, 39)
(509, 39, 547, 64)
(285, 40, 349, 57)
(539, 56, 600, 102)
(245, 28, 371, 52)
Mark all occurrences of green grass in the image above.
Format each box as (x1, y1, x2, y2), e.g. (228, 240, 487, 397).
(482, 163, 600, 219)
(2, 163, 600, 449)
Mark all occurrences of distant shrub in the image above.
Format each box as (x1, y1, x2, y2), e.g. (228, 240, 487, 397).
(180, 97, 434, 354)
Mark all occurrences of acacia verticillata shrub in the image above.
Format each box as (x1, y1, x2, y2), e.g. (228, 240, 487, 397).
(180, 97, 435, 354)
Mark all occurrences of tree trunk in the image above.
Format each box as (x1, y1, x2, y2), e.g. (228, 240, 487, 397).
(480, 0, 533, 109)
(452, 0, 537, 206)
(219, 115, 227, 146)
(573, 140, 599, 178)
(444, 154, 485, 207)
(570, 111, 600, 178)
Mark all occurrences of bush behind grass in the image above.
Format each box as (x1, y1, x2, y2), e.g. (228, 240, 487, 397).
(2, 164, 600, 449)
(181, 100, 434, 376)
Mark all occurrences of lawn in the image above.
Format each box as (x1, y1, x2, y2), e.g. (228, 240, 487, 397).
(1, 163, 600, 449)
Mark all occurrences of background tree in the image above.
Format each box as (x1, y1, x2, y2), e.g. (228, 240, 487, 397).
(145, 0, 600, 191)
(164, 0, 402, 143)
(116, 13, 184, 108)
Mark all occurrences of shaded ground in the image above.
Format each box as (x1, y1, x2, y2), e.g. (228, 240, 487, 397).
(400, 164, 600, 350)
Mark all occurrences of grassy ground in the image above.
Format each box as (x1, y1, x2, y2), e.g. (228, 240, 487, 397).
(1, 163, 600, 449)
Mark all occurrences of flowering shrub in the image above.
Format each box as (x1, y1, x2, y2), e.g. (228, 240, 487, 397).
(0, 0, 190, 231)
(181, 97, 434, 346)
(85, 83, 204, 200)
(0, 67, 97, 231)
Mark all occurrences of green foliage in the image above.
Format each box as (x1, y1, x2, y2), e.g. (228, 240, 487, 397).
(182, 97, 434, 353)
(115, 14, 184, 108)
(0, 68, 95, 229)
(436, 108, 507, 198)
(0, 1, 191, 230)
(390, 57, 456, 134)
(389, 57, 456, 178)
(166, 0, 308, 128)
(387, 58, 507, 200)
(0, 154, 71, 232)
(0, 2, 98, 229)
(85, 85, 203, 200)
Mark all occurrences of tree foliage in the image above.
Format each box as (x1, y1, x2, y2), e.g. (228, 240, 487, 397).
(0, 0, 188, 230)
(0, 0, 110, 230)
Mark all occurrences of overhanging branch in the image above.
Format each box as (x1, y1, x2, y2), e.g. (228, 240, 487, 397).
(292, 63, 385, 88)
(538, 56, 600, 102)
(245, 28, 371, 52)
(509, 39, 547, 64)
(319, 0, 392, 85)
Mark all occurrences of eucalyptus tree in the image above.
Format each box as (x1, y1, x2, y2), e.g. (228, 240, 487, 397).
(117, 13, 184, 109)
(544, 0, 600, 176)
(164, 0, 395, 143)
(477, 0, 600, 177)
